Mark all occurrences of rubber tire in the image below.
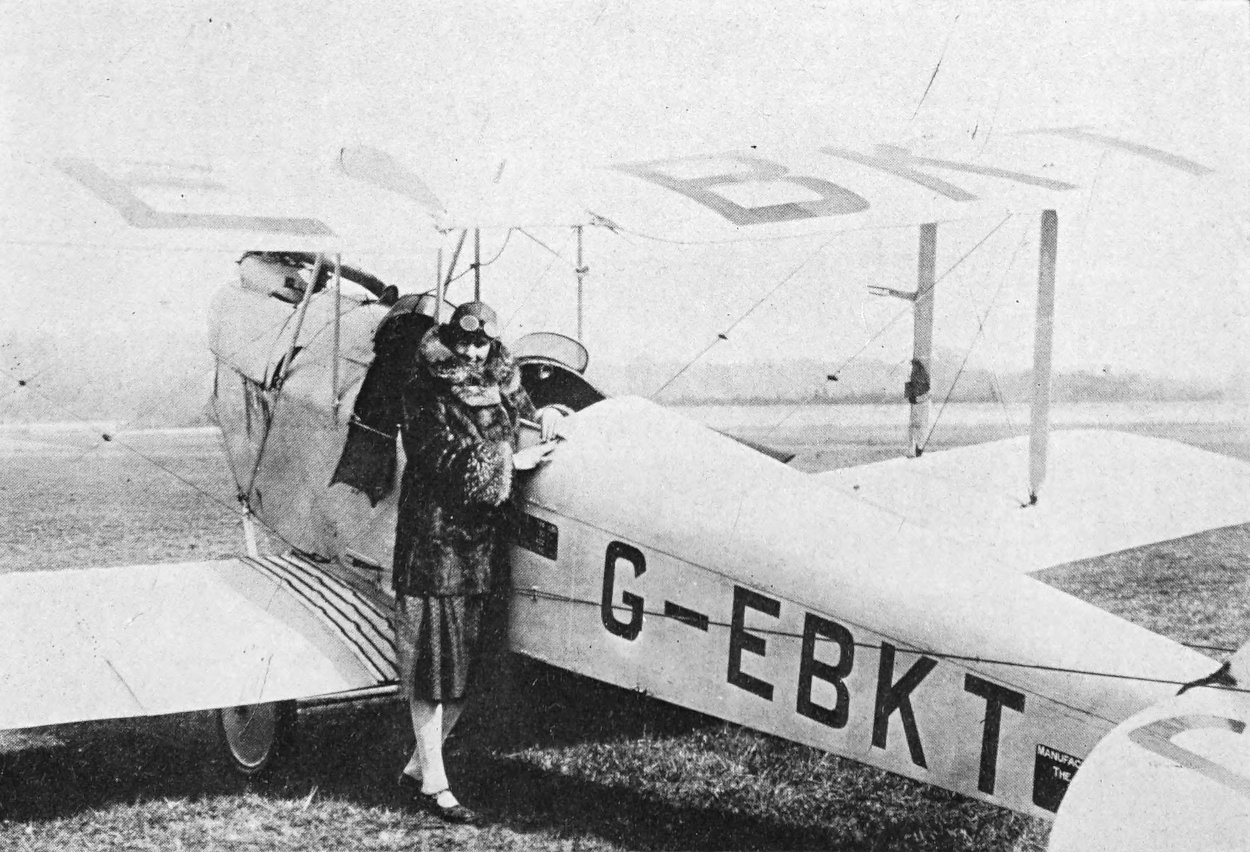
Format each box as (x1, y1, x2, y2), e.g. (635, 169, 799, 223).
(215, 701, 297, 778)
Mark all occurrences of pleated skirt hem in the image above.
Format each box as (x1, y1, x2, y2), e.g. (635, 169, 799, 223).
(395, 594, 486, 702)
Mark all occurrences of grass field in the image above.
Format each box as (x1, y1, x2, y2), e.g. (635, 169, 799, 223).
(1, 404, 1247, 851)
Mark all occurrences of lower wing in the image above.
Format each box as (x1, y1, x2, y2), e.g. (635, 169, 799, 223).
(814, 429, 1250, 573)
(0, 554, 395, 731)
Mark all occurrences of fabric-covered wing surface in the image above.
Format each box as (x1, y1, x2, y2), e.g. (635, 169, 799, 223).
(0, 146, 442, 254)
(3, 131, 1217, 255)
(0, 555, 395, 731)
(347, 130, 1218, 241)
(815, 430, 1250, 574)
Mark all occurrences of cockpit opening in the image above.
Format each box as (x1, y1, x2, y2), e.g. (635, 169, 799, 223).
(238, 251, 399, 306)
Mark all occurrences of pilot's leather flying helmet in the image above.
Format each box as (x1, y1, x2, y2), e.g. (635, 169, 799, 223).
(449, 301, 500, 341)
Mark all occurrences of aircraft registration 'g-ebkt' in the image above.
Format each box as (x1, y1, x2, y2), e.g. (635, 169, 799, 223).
(1, 131, 1248, 851)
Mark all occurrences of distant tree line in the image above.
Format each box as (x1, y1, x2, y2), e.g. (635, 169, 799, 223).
(0, 341, 1238, 426)
(592, 357, 1235, 407)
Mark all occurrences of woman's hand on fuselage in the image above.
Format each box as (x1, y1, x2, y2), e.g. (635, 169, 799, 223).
(513, 441, 556, 471)
(537, 406, 567, 442)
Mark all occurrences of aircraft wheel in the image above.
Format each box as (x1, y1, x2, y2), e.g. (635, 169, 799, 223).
(215, 701, 296, 777)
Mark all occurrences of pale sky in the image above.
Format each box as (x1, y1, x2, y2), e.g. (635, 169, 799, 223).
(2, 1, 1247, 410)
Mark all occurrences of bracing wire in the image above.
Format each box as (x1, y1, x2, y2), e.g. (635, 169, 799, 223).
(649, 233, 842, 400)
(446, 229, 516, 287)
(5, 355, 1240, 692)
(15, 261, 184, 467)
(517, 588, 1244, 692)
(986, 365, 1018, 437)
(920, 338, 982, 453)
(58, 275, 376, 469)
(6, 215, 1241, 696)
(823, 214, 1013, 386)
(0, 364, 53, 418)
(1, 364, 241, 522)
(595, 216, 968, 248)
(0, 258, 384, 556)
(503, 231, 575, 332)
(908, 9, 961, 123)
(1, 361, 314, 559)
(517, 228, 581, 272)
(758, 215, 1016, 443)
(918, 220, 1030, 452)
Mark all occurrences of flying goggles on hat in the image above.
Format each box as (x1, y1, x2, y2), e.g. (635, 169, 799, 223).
(449, 301, 500, 339)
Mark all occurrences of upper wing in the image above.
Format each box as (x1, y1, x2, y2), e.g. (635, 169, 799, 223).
(0, 146, 442, 255)
(0, 554, 395, 731)
(2, 128, 1218, 254)
(342, 129, 1219, 241)
(814, 430, 1250, 574)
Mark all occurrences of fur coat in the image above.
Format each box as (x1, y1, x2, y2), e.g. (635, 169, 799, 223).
(392, 327, 536, 597)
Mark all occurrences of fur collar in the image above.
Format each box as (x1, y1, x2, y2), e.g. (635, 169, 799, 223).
(418, 327, 522, 406)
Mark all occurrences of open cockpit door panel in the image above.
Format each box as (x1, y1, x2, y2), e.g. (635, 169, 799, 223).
(512, 332, 590, 375)
(813, 430, 1250, 575)
(514, 332, 607, 414)
(0, 554, 395, 732)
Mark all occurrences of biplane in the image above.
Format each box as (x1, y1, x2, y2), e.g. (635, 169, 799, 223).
(1, 131, 1248, 851)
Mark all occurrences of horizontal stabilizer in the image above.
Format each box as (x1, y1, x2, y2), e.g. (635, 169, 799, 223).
(0, 555, 395, 732)
(816, 430, 1250, 573)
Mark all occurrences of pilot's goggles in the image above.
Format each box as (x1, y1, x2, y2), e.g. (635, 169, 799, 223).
(457, 314, 499, 339)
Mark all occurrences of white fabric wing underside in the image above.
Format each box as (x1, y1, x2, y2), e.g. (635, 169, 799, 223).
(815, 430, 1250, 574)
(0, 557, 394, 731)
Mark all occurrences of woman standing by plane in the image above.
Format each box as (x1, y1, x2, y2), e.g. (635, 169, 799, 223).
(392, 300, 563, 824)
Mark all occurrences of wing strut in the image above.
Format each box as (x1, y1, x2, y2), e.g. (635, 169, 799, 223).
(244, 252, 325, 502)
(1028, 209, 1058, 503)
(331, 253, 342, 415)
(435, 246, 445, 323)
(867, 223, 938, 457)
(474, 228, 482, 299)
(442, 229, 468, 290)
(575, 225, 587, 341)
(909, 223, 937, 456)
